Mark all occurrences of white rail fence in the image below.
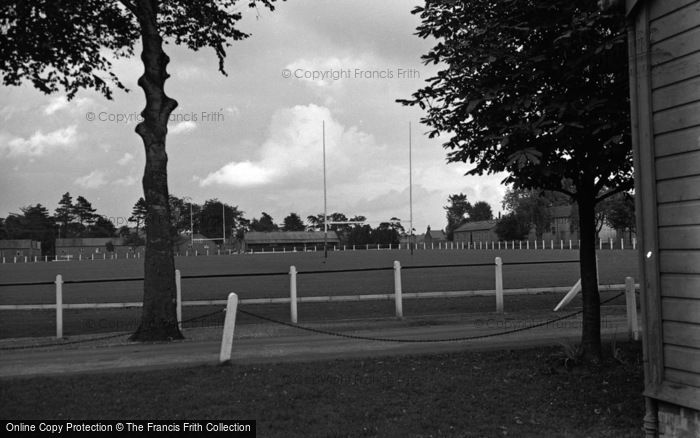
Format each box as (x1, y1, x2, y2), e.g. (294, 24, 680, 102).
(0, 237, 638, 263)
(0, 259, 641, 341)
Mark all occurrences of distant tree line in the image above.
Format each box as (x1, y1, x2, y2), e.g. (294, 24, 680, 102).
(0, 195, 410, 254)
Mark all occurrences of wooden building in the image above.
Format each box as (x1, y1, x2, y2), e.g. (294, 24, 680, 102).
(627, 0, 700, 435)
(243, 231, 340, 252)
(0, 239, 42, 258)
(453, 220, 498, 243)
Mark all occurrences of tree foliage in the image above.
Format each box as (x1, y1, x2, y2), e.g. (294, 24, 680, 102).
(1, 0, 279, 341)
(444, 193, 471, 241)
(401, 0, 632, 199)
(469, 201, 493, 221)
(250, 212, 278, 232)
(494, 212, 530, 241)
(402, 0, 632, 360)
(199, 198, 245, 242)
(282, 213, 306, 232)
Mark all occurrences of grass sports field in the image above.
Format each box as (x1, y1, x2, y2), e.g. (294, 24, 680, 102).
(0, 249, 639, 339)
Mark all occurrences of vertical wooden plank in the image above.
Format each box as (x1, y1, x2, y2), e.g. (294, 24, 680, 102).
(629, 3, 666, 388)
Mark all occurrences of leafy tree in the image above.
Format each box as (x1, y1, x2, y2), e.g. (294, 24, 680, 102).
(600, 192, 636, 238)
(250, 212, 278, 232)
(347, 224, 372, 246)
(402, 0, 631, 360)
(306, 212, 355, 234)
(306, 214, 323, 231)
(169, 197, 202, 239)
(370, 222, 401, 245)
(502, 188, 553, 240)
(469, 201, 494, 222)
(128, 198, 148, 235)
(495, 212, 530, 241)
(389, 217, 405, 235)
(118, 225, 132, 238)
(74, 196, 98, 229)
(54, 192, 75, 238)
(5, 205, 56, 255)
(0, 218, 6, 239)
(88, 215, 118, 237)
(444, 194, 472, 241)
(2, 0, 278, 341)
(199, 199, 245, 243)
(282, 213, 306, 232)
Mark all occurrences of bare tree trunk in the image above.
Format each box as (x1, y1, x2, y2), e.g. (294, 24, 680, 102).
(577, 176, 601, 361)
(130, 0, 183, 341)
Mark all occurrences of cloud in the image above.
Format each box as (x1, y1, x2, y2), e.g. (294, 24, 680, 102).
(199, 104, 380, 188)
(117, 152, 134, 166)
(43, 95, 91, 115)
(3, 125, 78, 157)
(169, 121, 197, 135)
(198, 161, 275, 187)
(114, 175, 138, 187)
(74, 170, 108, 189)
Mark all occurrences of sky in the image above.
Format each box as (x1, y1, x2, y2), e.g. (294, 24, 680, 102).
(0, 0, 509, 234)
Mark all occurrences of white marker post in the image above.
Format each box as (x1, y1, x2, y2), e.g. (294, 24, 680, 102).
(219, 293, 239, 364)
(394, 261, 403, 319)
(495, 257, 503, 314)
(175, 269, 182, 330)
(55, 274, 63, 339)
(625, 277, 639, 341)
(289, 265, 298, 323)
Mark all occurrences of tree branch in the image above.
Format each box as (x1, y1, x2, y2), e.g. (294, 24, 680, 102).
(118, 0, 138, 15)
(595, 182, 633, 204)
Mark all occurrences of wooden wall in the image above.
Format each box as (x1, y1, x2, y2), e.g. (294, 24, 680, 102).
(629, 0, 700, 410)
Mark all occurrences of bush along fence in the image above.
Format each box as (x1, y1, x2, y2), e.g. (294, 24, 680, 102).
(0, 237, 638, 263)
(0, 258, 640, 341)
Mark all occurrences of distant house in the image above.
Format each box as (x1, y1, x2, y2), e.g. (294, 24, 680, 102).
(422, 226, 447, 246)
(243, 231, 340, 251)
(453, 220, 498, 243)
(0, 239, 42, 258)
(534, 205, 579, 242)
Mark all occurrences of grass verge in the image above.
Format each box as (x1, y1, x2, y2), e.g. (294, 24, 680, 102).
(0, 341, 644, 437)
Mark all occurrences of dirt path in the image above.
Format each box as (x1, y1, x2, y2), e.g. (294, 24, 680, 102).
(0, 311, 635, 379)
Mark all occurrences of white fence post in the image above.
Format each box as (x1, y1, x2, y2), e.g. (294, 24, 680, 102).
(219, 292, 239, 364)
(175, 269, 182, 330)
(633, 237, 637, 250)
(625, 277, 639, 341)
(569, 240, 572, 250)
(527, 240, 529, 250)
(534, 240, 537, 250)
(394, 261, 403, 319)
(519, 241, 522, 250)
(495, 257, 503, 314)
(289, 265, 298, 323)
(621, 239, 624, 250)
(55, 274, 63, 339)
